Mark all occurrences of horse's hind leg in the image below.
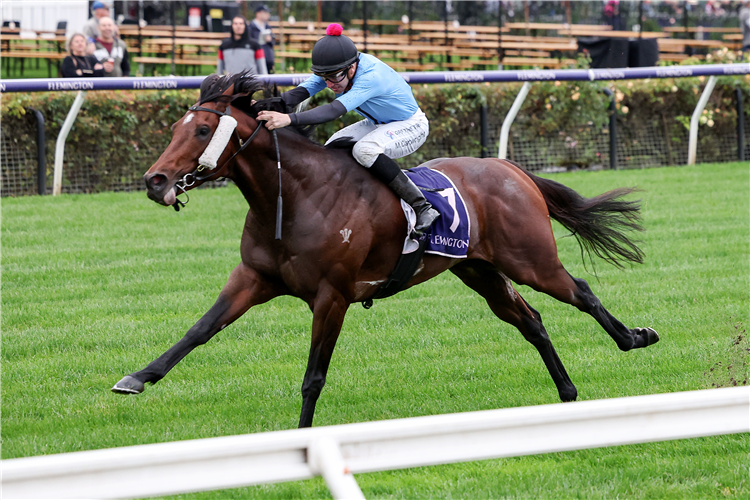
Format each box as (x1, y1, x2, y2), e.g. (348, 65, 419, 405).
(452, 261, 578, 402)
(566, 274, 659, 351)
(511, 260, 659, 351)
(112, 263, 282, 394)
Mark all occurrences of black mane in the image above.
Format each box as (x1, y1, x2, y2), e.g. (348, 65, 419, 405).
(198, 71, 314, 138)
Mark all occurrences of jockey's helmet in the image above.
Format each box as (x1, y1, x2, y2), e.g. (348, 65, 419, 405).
(311, 24, 359, 76)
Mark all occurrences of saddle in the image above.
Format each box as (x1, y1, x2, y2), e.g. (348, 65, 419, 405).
(363, 166, 470, 308)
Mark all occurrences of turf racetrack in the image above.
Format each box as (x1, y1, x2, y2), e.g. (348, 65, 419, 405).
(2, 162, 748, 499)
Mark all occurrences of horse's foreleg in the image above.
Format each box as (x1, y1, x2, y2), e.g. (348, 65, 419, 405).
(112, 263, 280, 394)
(298, 283, 349, 428)
(452, 263, 578, 402)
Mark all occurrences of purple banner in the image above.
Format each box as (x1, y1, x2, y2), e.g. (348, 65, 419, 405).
(0, 64, 748, 93)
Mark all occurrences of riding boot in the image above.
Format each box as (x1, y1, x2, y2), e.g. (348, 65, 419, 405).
(369, 154, 440, 237)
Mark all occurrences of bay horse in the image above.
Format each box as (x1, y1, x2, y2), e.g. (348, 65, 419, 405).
(112, 73, 658, 428)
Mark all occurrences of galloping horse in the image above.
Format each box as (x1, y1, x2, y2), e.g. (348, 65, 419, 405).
(113, 73, 658, 428)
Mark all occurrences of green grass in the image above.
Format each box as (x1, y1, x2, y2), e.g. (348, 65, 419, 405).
(2, 162, 748, 498)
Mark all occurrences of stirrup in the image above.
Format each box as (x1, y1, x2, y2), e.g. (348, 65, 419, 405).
(411, 206, 440, 238)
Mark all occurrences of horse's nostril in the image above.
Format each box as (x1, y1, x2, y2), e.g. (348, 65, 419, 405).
(145, 173, 168, 190)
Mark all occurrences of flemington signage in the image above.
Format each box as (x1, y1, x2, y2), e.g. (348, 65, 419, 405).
(0, 65, 748, 93)
(47, 81, 95, 91)
(132, 80, 179, 89)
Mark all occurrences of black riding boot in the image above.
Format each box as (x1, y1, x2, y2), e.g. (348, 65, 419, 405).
(369, 154, 440, 236)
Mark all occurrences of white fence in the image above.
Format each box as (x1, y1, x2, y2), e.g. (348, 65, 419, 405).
(3, 386, 748, 499)
(0, 0, 88, 35)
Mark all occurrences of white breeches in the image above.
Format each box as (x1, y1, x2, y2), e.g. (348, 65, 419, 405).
(324, 109, 429, 168)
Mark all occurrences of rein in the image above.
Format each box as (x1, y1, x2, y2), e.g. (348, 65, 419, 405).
(175, 100, 284, 240)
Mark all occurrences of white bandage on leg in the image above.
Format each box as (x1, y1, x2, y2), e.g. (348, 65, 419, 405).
(198, 115, 238, 170)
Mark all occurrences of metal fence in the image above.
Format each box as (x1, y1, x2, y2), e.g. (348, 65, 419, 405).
(1, 65, 749, 196)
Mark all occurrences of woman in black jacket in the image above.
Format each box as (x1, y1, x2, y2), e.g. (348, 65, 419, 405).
(61, 33, 106, 78)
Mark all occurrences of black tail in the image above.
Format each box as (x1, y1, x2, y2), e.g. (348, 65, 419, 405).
(514, 163, 644, 268)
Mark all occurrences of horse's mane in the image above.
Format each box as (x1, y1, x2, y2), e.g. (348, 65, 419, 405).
(198, 71, 315, 138)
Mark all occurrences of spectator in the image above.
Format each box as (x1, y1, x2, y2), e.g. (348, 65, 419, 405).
(248, 4, 275, 73)
(742, 1, 750, 53)
(92, 17, 130, 77)
(217, 15, 267, 76)
(61, 32, 105, 77)
(603, 0, 623, 31)
(83, 1, 109, 53)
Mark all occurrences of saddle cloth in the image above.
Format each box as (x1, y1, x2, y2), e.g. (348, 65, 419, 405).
(400, 166, 471, 258)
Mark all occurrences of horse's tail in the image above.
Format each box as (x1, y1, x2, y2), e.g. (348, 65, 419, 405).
(511, 162, 644, 268)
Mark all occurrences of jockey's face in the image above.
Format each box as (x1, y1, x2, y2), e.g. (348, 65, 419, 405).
(324, 63, 357, 93)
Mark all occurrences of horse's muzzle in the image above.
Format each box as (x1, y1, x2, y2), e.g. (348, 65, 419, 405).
(144, 172, 173, 204)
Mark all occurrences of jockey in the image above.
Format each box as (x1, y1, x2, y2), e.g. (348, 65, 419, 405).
(257, 23, 439, 236)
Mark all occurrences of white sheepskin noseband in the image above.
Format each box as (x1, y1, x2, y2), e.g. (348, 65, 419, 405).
(198, 114, 238, 170)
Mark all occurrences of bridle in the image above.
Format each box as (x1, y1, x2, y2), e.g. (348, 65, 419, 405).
(173, 98, 285, 239)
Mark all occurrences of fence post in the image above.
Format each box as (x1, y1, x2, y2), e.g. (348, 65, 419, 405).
(29, 108, 46, 195)
(480, 103, 490, 158)
(53, 90, 87, 196)
(687, 75, 717, 166)
(601, 88, 618, 170)
(737, 86, 745, 162)
(308, 437, 365, 500)
(498, 81, 531, 159)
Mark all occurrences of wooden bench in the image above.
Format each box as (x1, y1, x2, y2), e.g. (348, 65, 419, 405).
(663, 26, 741, 34)
(2, 50, 66, 77)
(501, 57, 577, 69)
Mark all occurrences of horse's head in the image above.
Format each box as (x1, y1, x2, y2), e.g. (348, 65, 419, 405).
(143, 72, 268, 209)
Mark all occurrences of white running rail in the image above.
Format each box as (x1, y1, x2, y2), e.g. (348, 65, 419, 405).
(3, 387, 748, 500)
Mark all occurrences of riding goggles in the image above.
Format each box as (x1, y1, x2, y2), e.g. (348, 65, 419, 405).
(314, 67, 350, 83)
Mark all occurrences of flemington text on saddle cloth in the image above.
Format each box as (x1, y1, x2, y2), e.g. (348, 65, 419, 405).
(402, 166, 471, 258)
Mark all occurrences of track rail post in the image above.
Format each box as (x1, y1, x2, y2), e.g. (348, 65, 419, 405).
(308, 437, 365, 500)
(498, 81, 531, 160)
(687, 75, 717, 165)
(53, 90, 86, 196)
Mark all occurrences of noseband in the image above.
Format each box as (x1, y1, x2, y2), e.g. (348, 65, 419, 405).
(176, 98, 285, 239)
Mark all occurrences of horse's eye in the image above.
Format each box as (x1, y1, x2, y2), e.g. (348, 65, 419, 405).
(196, 126, 210, 137)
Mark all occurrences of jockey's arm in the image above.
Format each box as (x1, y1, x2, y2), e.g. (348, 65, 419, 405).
(258, 100, 347, 130)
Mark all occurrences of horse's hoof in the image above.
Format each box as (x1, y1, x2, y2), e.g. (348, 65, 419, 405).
(111, 375, 145, 394)
(634, 327, 659, 347)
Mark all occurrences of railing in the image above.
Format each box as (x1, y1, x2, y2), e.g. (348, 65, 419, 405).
(2, 386, 748, 499)
(2, 63, 748, 195)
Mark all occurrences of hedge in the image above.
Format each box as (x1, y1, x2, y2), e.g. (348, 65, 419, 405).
(2, 54, 749, 195)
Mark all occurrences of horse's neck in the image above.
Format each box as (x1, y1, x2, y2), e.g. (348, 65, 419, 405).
(232, 129, 349, 209)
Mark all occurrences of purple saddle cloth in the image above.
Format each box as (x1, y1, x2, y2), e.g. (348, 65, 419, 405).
(406, 166, 470, 258)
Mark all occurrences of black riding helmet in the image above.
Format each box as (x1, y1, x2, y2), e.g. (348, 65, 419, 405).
(311, 23, 359, 75)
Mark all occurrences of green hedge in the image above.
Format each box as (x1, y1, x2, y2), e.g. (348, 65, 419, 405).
(2, 55, 749, 194)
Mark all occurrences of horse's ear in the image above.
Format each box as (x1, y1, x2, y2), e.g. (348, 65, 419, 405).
(230, 92, 255, 116)
(199, 74, 221, 102)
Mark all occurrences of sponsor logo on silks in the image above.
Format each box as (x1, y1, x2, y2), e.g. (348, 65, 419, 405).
(384, 130, 396, 140)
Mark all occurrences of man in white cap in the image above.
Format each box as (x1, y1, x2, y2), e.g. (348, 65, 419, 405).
(248, 4, 275, 73)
